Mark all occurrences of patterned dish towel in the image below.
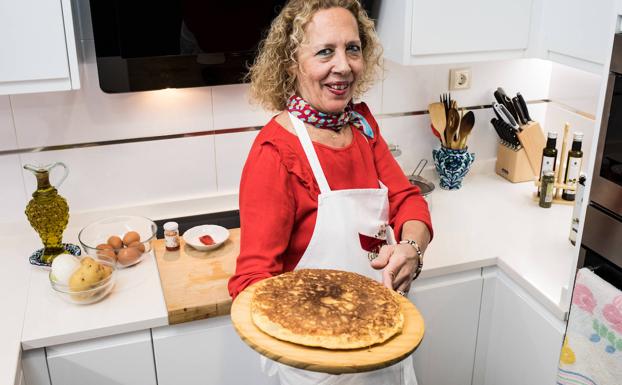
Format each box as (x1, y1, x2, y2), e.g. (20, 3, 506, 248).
(557, 268, 622, 385)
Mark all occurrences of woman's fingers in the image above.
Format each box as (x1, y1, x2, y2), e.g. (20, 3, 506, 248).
(370, 244, 393, 269)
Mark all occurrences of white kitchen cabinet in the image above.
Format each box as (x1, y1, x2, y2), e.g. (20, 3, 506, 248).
(21, 348, 50, 385)
(152, 315, 279, 385)
(0, 0, 80, 95)
(377, 0, 535, 65)
(45, 330, 157, 385)
(408, 269, 483, 385)
(472, 267, 566, 385)
(540, 0, 617, 74)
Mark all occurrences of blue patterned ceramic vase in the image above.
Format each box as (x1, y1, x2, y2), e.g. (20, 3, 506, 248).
(432, 146, 475, 190)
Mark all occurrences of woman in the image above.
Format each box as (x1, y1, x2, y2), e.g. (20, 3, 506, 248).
(228, 0, 432, 383)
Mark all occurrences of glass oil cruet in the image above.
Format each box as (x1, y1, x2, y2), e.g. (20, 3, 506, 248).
(24, 162, 70, 264)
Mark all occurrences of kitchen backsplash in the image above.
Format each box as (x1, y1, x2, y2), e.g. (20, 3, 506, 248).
(0, 0, 601, 226)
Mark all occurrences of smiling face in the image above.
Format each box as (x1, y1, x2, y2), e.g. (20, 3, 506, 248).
(294, 7, 364, 114)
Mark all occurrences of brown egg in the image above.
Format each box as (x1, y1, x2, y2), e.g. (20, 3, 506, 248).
(128, 241, 146, 253)
(122, 231, 140, 246)
(96, 243, 117, 262)
(107, 235, 123, 249)
(117, 247, 141, 266)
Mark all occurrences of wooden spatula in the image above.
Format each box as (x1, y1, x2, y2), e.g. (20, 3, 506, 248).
(428, 103, 447, 147)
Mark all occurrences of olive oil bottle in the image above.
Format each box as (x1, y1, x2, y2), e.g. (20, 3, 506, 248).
(540, 132, 558, 180)
(24, 163, 70, 264)
(562, 133, 584, 201)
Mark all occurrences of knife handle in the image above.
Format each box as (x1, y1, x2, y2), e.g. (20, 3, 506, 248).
(511, 97, 527, 125)
(516, 93, 532, 122)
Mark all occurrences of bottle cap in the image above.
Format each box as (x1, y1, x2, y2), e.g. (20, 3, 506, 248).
(547, 131, 557, 139)
(573, 132, 584, 141)
(163, 221, 178, 231)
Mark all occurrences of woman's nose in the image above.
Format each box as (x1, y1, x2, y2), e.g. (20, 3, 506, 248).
(331, 50, 352, 75)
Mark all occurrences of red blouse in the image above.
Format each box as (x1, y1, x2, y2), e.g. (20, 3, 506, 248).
(227, 103, 432, 299)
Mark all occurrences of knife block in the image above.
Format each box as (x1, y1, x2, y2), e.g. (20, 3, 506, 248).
(516, 122, 546, 177)
(495, 144, 535, 183)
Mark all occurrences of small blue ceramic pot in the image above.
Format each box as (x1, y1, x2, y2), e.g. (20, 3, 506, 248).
(432, 146, 475, 190)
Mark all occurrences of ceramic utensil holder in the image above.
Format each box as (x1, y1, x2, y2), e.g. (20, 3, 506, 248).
(432, 146, 475, 190)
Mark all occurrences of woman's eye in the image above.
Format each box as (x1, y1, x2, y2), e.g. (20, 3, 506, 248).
(316, 48, 333, 56)
(347, 45, 362, 53)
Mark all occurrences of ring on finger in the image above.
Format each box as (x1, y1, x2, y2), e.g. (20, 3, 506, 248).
(396, 290, 407, 297)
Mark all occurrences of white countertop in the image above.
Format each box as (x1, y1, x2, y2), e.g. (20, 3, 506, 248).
(1, 161, 579, 385)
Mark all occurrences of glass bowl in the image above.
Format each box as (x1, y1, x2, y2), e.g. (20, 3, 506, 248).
(49, 257, 116, 305)
(78, 215, 157, 268)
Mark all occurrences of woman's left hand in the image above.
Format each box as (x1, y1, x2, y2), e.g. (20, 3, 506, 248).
(370, 243, 420, 294)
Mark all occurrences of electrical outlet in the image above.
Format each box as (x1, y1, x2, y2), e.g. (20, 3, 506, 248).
(449, 68, 471, 90)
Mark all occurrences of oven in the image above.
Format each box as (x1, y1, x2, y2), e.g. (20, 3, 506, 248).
(577, 33, 622, 288)
(591, 33, 622, 217)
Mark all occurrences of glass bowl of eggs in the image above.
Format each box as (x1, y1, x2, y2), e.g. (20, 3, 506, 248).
(78, 215, 157, 268)
(49, 254, 116, 304)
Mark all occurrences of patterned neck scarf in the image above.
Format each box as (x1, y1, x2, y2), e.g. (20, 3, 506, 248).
(287, 94, 362, 133)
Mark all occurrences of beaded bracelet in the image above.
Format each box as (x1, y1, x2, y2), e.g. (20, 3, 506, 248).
(399, 239, 424, 280)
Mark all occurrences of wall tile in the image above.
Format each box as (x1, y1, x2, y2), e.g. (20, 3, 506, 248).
(382, 59, 553, 114)
(19, 136, 217, 214)
(549, 62, 603, 116)
(211, 84, 274, 130)
(11, 40, 214, 148)
(0, 155, 28, 224)
(214, 131, 259, 193)
(378, 106, 500, 176)
(0, 96, 17, 151)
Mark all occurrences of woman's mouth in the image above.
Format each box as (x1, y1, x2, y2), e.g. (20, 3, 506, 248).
(325, 82, 350, 96)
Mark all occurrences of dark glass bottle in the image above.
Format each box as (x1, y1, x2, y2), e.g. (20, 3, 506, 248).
(562, 133, 584, 201)
(539, 132, 558, 180)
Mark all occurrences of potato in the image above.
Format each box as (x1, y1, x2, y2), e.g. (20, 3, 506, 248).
(69, 257, 105, 292)
(122, 231, 140, 246)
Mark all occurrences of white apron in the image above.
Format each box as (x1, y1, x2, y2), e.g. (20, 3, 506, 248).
(260, 114, 418, 385)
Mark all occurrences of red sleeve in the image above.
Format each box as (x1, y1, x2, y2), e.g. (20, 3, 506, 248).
(227, 140, 295, 299)
(356, 103, 433, 241)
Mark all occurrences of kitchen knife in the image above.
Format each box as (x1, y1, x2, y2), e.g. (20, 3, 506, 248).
(496, 87, 519, 121)
(491, 118, 508, 145)
(492, 102, 520, 131)
(511, 96, 528, 125)
(516, 93, 533, 122)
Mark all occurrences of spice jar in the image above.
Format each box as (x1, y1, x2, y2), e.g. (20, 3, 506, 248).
(163, 221, 180, 251)
(539, 171, 555, 208)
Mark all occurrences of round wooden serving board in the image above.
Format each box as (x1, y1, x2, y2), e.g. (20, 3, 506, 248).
(231, 284, 425, 374)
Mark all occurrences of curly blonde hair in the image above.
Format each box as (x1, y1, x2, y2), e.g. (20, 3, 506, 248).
(247, 0, 383, 112)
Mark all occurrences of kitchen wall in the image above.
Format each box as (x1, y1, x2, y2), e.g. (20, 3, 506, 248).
(0, 0, 601, 227)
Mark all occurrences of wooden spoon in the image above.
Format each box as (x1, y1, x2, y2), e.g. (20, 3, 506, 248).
(428, 103, 447, 147)
(458, 111, 475, 149)
(445, 108, 460, 149)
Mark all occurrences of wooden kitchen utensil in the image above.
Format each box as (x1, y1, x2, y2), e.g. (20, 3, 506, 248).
(445, 108, 460, 149)
(457, 110, 475, 149)
(429, 102, 447, 147)
(231, 284, 425, 374)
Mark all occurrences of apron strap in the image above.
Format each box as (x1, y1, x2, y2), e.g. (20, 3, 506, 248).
(288, 113, 331, 194)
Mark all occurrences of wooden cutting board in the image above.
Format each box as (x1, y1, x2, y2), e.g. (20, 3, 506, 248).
(230, 284, 425, 374)
(153, 229, 239, 324)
